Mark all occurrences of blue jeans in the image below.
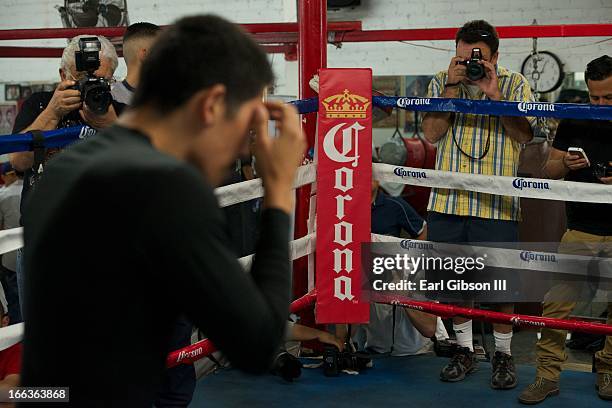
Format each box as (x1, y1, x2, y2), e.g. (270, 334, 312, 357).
(427, 212, 519, 244)
(155, 315, 196, 407)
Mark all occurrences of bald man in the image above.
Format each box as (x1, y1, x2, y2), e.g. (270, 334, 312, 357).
(112, 22, 160, 104)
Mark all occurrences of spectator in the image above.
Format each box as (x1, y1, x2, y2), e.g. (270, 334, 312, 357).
(9, 34, 125, 317)
(112, 22, 161, 105)
(0, 163, 23, 324)
(360, 177, 438, 356)
(0, 283, 21, 401)
(519, 55, 612, 404)
(422, 20, 535, 389)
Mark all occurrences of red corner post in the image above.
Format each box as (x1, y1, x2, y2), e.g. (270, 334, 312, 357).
(294, 0, 327, 301)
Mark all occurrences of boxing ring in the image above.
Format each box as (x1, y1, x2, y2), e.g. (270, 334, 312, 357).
(1, 2, 612, 405)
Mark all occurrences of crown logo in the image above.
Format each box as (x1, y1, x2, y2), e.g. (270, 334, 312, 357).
(322, 89, 370, 119)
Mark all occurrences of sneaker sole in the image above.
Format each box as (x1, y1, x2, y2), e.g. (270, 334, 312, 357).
(518, 389, 560, 405)
(440, 364, 479, 382)
(596, 385, 612, 400)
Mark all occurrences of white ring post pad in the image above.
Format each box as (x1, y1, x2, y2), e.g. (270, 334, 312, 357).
(315, 68, 372, 324)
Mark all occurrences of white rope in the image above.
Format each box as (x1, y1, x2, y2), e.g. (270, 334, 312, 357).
(215, 163, 316, 208)
(371, 233, 612, 278)
(0, 227, 23, 256)
(0, 165, 317, 257)
(0, 322, 23, 351)
(238, 232, 316, 270)
(374, 163, 612, 204)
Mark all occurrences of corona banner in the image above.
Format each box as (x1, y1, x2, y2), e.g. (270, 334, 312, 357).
(315, 68, 372, 323)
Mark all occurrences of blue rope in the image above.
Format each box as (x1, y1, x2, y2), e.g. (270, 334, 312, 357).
(2, 97, 611, 154)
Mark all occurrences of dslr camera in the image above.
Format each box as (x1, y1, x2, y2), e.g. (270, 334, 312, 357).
(457, 48, 486, 81)
(70, 37, 112, 114)
(594, 161, 612, 179)
(322, 345, 371, 377)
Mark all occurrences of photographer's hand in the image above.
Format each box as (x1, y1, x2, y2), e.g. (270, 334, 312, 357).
(445, 56, 466, 97)
(599, 176, 612, 185)
(79, 103, 117, 130)
(44, 80, 81, 122)
(317, 331, 345, 351)
(475, 60, 502, 100)
(252, 101, 306, 214)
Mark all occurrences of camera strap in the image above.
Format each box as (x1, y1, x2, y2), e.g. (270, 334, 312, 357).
(451, 113, 492, 160)
(30, 129, 46, 178)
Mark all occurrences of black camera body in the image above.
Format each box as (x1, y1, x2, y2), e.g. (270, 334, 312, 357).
(70, 37, 112, 114)
(322, 345, 371, 377)
(594, 161, 612, 179)
(457, 48, 486, 81)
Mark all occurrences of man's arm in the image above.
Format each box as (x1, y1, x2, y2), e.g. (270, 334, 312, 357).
(498, 115, 533, 144)
(544, 121, 588, 179)
(390, 196, 426, 239)
(151, 172, 292, 374)
(422, 59, 466, 144)
(158, 103, 305, 373)
(404, 309, 437, 338)
(422, 86, 457, 144)
(476, 61, 533, 144)
(543, 147, 588, 180)
(288, 323, 344, 351)
(10, 81, 81, 171)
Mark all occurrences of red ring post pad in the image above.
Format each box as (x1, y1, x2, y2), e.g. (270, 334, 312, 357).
(315, 69, 371, 324)
(165, 291, 317, 368)
(374, 294, 612, 336)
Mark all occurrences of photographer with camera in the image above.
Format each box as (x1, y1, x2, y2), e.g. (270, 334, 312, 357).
(519, 55, 612, 404)
(9, 34, 125, 316)
(422, 20, 535, 390)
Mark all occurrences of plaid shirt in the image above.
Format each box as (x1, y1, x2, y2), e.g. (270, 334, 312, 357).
(426, 65, 536, 221)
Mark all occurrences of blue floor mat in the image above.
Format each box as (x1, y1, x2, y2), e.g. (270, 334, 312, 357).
(190, 354, 609, 407)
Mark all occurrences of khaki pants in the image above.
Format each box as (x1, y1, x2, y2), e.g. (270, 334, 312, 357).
(536, 229, 612, 381)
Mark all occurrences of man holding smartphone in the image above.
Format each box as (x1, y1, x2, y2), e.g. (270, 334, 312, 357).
(520, 55, 612, 404)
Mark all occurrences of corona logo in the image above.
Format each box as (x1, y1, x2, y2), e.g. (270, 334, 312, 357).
(322, 89, 371, 119)
(517, 102, 555, 113)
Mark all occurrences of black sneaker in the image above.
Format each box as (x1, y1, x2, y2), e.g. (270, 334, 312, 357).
(491, 351, 517, 389)
(440, 346, 478, 382)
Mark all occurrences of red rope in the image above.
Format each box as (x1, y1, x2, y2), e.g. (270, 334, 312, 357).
(165, 290, 317, 368)
(373, 294, 612, 336)
(166, 290, 612, 367)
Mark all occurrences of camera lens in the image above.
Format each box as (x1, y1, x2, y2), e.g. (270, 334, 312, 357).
(84, 85, 112, 114)
(467, 63, 485, 81)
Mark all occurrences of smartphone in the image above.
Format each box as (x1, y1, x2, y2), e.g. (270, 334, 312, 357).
(568, 147, 590, 166)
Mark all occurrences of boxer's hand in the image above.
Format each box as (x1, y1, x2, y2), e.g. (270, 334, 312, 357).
(252, 101, 306, 213)
(43, 80, 81, 121)
(447, 56, 467, 86)
(563, 152, 589, 171)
